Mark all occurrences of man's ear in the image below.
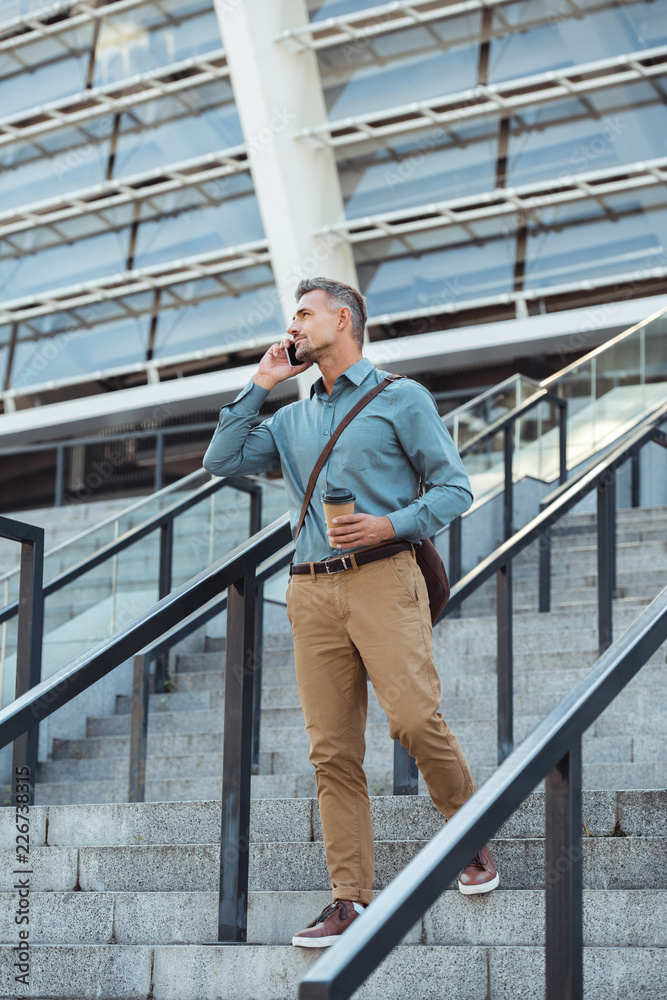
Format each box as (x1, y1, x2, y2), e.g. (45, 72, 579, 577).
(338, 306, 352, 330)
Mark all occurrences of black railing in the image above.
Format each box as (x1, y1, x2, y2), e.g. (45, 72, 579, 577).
(1, 393, 664, 954)
(128, 536, 293, 803)
(299, 401, 667, 1000)
(0, 473, 265, 780)
(441, 401, 667, 765)
(0, 516, 43, 807)
(299, 585, 667, 1000)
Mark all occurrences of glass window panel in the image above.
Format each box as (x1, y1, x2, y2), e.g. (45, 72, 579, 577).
(0, 229, 129, 300)
(507, 83, 667, 187)
(0, 49, 89, 117)
(0, 133, 111, 206)
(358, 234, 516, 317)
(113, 94, 242, 178)
(318, 14, 480, 119)
(489, 1, 667, 83)
(133, 194, 264, 269)
(339, 121, 497, 218)
(10, 314, 149, 389)
(94, 7, 222, 87)
(153, 280, 280, 359)
(166, 262, 274, 304)
(524, 206, 667, 290)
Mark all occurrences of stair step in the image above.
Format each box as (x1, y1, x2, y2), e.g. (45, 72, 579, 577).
(38, 734, 667, 785)
(0, 888, 662, 947)
(5, 792, 663, 846)
(0, 942, 663, 1000)
(2, 838, 663, 893)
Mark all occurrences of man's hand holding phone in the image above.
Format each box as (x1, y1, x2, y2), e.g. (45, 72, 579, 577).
(253, 336, 311, 391)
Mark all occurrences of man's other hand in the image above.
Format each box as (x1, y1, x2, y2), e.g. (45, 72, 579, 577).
(327, 513, 395, 548)
(253, 337, 312, 390)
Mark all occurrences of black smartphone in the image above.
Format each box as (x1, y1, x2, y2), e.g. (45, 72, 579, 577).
(286, 341, 300, 366)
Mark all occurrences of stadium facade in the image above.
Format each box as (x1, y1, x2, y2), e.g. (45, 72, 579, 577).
(0, 0, 666, 498)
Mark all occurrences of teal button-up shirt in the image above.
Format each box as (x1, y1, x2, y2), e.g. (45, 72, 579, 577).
(203, 358, 473, 564)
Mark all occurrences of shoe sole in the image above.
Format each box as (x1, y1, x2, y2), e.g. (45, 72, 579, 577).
(292, 934, 339, 948)
(457, 873, 500, 895)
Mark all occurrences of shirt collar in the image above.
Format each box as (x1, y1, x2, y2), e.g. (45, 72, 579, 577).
(310, 357, 374, 399)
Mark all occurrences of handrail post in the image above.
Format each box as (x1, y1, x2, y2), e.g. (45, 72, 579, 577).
(154, 433, 165, 493)
(448, 517, 462, 619)
(545, 737, 583, 1000)
(218, 563, 256, 942)
(496, 561, 513, 764)
(630, 449, 640, 508)
(503, 424, 513, 540)
(10, 526, 44, 807)
(393, 741, 418, 795)
(558, 397, 568, 485)
(538, 520, 551, 614)
(128, 652, 150, 803)
(250, 578, 264, 775)
(155, 520, 174, 691)
(597, 475, 615, 655)
(55, 445, 65, 507)
(248, 486, 264, 773)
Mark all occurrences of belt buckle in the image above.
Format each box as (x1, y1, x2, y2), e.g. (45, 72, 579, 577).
(325, 555, 350, 574)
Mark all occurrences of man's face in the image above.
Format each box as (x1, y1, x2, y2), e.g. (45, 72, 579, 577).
(287, 289, 341, 365)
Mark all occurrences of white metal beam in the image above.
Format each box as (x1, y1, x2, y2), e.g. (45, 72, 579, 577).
(316, 157, 667, 244)
(366, 266, 667, 330)
(0, 0, 153, 50)
(298, 45, 667, 149)
(276, 0, 638, 52)
(0, 240, 271, 324)
(0, 48, 230, 149)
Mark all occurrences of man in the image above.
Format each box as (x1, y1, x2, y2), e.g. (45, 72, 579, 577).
(203, 277, 498, 948)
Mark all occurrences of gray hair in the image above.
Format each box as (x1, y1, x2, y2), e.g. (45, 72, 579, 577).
(295, 277, 366, 348)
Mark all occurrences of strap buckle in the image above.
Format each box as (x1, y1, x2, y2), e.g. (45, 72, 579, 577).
(325, 555, 351, 574)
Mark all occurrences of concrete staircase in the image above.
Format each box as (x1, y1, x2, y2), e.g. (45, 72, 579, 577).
(1, 506, 666, 997)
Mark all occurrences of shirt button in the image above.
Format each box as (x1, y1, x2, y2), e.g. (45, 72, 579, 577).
(323, 430, 328, 436)
(328, 402, 333, 408)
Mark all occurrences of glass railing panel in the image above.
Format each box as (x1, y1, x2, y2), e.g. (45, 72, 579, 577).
(545, 307, 667, 471)
(643, 309, 667, 385)
(444, 375, 539, 450)
(513, 398, 563, 485)
(0, 615, 18, 710)
(0, 469, 211, 605)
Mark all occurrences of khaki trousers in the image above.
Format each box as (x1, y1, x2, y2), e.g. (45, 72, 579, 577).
(285, 547, 476, 905)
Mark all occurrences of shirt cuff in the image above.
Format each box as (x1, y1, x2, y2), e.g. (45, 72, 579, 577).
(229, 379, 271, 413)
(387, 508, 418, 541)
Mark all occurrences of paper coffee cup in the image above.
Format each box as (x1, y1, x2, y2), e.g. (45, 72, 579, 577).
(321, 488, 355, 547)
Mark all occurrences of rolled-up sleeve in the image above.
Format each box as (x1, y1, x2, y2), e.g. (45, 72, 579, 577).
(386, 381, 473, 540)
(203, 380, 281, 477)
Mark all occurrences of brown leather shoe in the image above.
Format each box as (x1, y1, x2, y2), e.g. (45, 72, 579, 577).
(292, 899, 364, 948)
(458, 845, 499, 895)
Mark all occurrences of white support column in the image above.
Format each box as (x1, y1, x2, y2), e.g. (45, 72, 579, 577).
(214, 0, 359, 394)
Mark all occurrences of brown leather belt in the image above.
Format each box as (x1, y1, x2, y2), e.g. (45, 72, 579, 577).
(290, 541, 412, 576)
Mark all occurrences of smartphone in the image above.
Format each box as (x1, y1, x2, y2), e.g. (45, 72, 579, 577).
(286, 341, 300, 366)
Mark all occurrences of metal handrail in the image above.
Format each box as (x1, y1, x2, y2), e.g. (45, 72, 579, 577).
(0, 514, 293, 947)
(300, 585, 667, 1000)
(0, 399, 664, 955)
(0, 474, 262, 627)
(0, 516, 43, 806)
(0, 467, 209, 587)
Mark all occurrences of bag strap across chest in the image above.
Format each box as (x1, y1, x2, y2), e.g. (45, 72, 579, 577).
(293, 373, 405, 543)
